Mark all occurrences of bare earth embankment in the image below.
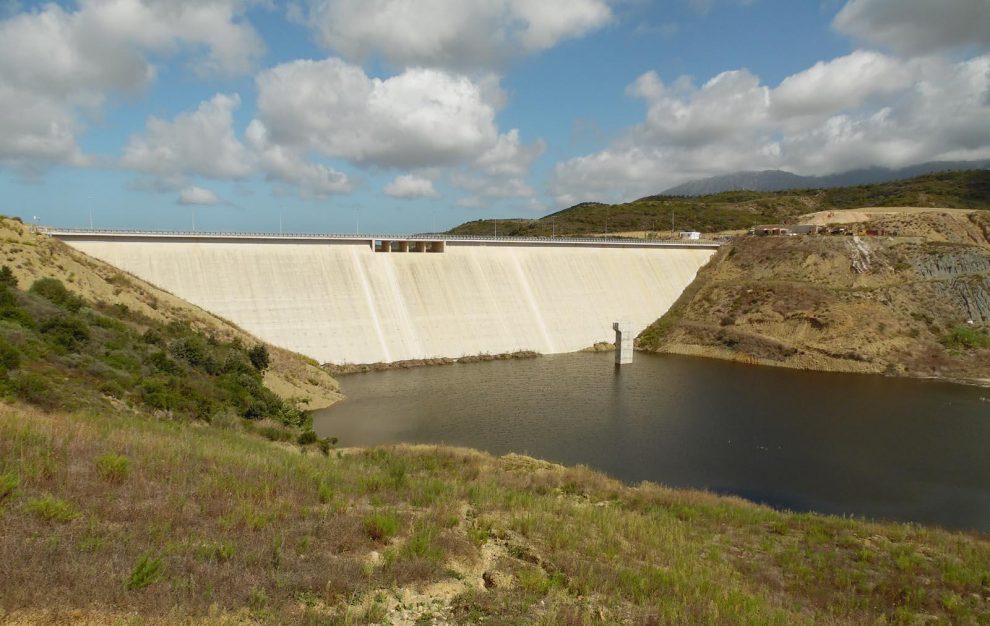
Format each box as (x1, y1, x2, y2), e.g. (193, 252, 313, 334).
(639, 209, 990, 385)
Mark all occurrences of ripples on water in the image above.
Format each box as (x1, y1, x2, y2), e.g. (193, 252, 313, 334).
(314, 352, 990, 532)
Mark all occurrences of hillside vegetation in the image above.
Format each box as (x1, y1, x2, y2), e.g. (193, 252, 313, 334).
(448, 171, 990, 237)
(639, 210, 990, 383)
(0, 217, 339, 408)
(4, 404, 990, 624)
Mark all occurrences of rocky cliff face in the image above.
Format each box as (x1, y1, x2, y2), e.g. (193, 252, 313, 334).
(639, 211, 990, 383)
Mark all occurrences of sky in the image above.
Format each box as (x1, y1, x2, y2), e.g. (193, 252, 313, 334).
(0, 0, 988, 234)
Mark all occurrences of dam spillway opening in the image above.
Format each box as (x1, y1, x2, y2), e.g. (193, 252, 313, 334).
(48, 230, 718, 366)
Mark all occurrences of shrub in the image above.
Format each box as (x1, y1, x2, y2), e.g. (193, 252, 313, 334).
(0, 285, 16, 308)
(364, 511, 399, 542)
(126, 553, 164, 590)
(0, 306, 35, 329)
(940, 325, 990, 350)
(257, 425, 294, 442)
(317, 437, 337, 456)
(0, 265, 17, 288)
(142, 328, 164, 346)
(0, 472, 18, 503)
(39, 315, 90, 351)
(29, 278, 84, 312)
(27, 495, 78, 523)
(147, 351, 181, 375)
(96, 453, 130, 483)
(0, 338, 20, 372)
(12, 371, 56, 409)
(248, 344, 270, 371)
(169, 336, 219, 373)
(297, 430, 318, 445)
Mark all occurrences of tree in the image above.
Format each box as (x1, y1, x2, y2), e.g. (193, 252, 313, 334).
(248, 345, 270, 372)
(0, 266, 17, 288)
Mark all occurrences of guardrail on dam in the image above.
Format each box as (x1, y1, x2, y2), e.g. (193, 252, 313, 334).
(44, 228, 720, 365)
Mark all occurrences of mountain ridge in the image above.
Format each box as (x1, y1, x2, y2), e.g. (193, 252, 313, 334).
(659, 159, 990, 197)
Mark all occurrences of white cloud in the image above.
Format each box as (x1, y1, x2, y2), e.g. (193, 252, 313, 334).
(834, 0, 990, 56)
(384, 174, 439, 199)
(452, 173, 533, 197)
(298, 0, 613, 70)
(0, 83, 86, 175)
(772, 50, 918, 119)
(178, 186, 223, 205)
(0, 0, 262, 173)
(551, 52, 990, 204)
(123, 94, 354, 200)
(244, 120, 354, 198)
(255, 58, 502, 169)
(476, 129, 546, 176)
(122, 93, 254, 180)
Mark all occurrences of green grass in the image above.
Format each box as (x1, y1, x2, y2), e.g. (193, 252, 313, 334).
(95, 453, 130, 483)
(1, 404, 987, 624)
(125, 552, 164, 590)
(26, 494, 78, 523)
(941, 324, 990, 350)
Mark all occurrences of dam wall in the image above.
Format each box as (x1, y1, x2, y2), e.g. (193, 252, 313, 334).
(56, 232, 717, 365)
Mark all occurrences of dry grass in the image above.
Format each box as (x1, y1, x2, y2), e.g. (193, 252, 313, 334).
(1, 403, 987, 625)
(640, 213, 990, 382)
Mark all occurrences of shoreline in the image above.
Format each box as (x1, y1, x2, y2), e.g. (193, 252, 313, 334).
(323, 350, 540, 376)
(647, 342, 990, 389)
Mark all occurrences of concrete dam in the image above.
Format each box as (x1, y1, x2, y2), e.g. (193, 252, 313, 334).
(50, 230, 718, 365)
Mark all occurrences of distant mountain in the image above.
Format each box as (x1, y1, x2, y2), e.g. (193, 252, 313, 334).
(660, 160, 990, 196)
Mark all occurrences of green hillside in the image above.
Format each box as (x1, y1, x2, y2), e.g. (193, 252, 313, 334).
(0, 235, 988, 623)
(447, 170, 990, 237)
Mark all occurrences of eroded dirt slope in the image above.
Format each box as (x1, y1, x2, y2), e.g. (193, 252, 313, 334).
(639, 211, 990, 383)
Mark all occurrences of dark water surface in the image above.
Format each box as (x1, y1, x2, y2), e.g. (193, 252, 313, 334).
(313, 352, 990, 532)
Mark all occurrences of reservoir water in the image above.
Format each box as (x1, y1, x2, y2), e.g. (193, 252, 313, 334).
(313, 352, 990, 533)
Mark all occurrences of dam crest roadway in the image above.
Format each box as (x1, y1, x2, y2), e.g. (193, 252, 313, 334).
(43, 228, 720, 365)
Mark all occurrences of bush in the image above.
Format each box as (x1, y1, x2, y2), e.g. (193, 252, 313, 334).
(147, 351, 181, 375)
(169, 336, 219, 373)
(297, 430, 318, 445)
(0, 285, 16, 308)
(0, 472, 18, 503)
(364, 511, 399, 542)
(0, 338, 20, 372)
(39, 315, 90, 352)
(12, 371, 56, 409)
(27, 495, 78, 523)
(0, 306, 35, 329)
(248, 344, 270, 371)
(29, 278, 84, 312)
(940, 325, 990, 350)
(96, 453, 130, 483)
(317, 437, 337, 456)
(126, 553, 164, 590)
(0, 265, 17, 288)
(257, 425, 294, 442)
